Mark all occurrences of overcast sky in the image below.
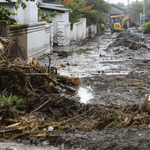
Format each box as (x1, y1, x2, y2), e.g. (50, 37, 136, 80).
(105, 0, 138, 6)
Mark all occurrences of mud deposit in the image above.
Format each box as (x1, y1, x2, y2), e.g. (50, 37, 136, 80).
(38, 29, 150, 149)
(2, 29, 150, 150)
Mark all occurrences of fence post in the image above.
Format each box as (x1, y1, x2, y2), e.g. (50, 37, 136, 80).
(0, 20, 10, 37)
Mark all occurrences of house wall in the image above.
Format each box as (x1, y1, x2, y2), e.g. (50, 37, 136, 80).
(62, 12, 69, 24)
(39, 10, 70, 44)
(24, 1, 38, 24)
(9, 22, 53, 58)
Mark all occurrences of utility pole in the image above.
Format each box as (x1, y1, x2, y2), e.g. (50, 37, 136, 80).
(128, 0, 129, 9)
(143, 0, 145, 24)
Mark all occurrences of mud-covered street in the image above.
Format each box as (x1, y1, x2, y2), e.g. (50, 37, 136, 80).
(2, 28, 150, 150)
(41, 28, 150, 106)
(39, 28, 150, 149)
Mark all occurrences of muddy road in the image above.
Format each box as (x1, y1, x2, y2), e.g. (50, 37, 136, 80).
(39, 28, 150, 150)
(40, 28, 150, 106)
(2, 28, 150, 150)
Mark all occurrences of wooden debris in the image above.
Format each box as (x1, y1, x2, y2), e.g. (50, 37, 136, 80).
(30, 98, 52, 115)
(57, 75, 80, 85)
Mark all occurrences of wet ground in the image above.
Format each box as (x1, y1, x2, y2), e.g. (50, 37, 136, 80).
(40, 28, 150, 106)
(3, 28, 150, 149)
(39, 28, 150, 150)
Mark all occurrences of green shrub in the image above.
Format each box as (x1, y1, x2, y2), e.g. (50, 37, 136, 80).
(143, 22, 150, 34)
(0, 94, 24, 110)
(0, 6, 17, 24)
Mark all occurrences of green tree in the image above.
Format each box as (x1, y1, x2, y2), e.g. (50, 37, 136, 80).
(0, 6, 17, 24)
(5, 0, 35, 10)
(0, 0, 37, 24)
(83, 0, 111, 25)
(145, 2, 150, 21)
(129, 2, 143, 23)
(60, 0, 97, 27)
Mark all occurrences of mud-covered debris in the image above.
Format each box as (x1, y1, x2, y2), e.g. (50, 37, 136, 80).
(108, 33, 148, 50)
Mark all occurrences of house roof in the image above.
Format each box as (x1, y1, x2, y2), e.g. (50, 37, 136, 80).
(0, 0, 17, 3)
(39, 4, 72, 13)
(109, 4, 127, 15)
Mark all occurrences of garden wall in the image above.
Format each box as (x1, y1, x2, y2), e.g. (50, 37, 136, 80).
(7, 22, 53, 58)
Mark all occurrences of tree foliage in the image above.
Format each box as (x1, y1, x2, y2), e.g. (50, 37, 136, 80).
(5, 0, 35, 10)
(83, 0, 111, 26)
(38, 8, 57, 23)
(0, 0, 34, 24)
(143, 22, 150, 34)
(129, 2, 143, 23)
(129, 1, 150, 24)
(60, 0, 110, 26)
(60, 0, 97, 27)
(0, 6, 17, 24)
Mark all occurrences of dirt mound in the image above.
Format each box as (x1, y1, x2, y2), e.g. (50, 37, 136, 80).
(109, 33, 148, 50)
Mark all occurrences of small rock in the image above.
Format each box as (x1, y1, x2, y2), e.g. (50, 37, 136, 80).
(92, 138, 97, 141)
(42, 140, 49, 146)
(75, 134, 82, 139)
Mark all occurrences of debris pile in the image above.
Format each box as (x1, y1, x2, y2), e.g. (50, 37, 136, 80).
(108, 33, 148, 50)
(1, 37, 150, 143)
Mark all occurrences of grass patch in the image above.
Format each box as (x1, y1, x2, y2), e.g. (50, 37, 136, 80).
(0, 94, 24, 109)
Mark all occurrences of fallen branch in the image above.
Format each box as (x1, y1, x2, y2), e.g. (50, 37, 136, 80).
(5, 122, 21, 129)
(30, 98, 52, 115)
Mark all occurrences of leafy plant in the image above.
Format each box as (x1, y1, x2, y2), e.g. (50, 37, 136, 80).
(38, 8, 57, 23)
(83, 0, 111, 26)
(60, 0, 96, 28)
(0, 94, 23, 109)
(0, 6, 17, 24)
(143, 22, 150, 34)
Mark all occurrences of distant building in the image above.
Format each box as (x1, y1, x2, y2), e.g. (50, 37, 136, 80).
(109, 4, 127, 16)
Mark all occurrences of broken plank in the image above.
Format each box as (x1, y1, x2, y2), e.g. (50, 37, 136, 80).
(57, 75, 80, 85)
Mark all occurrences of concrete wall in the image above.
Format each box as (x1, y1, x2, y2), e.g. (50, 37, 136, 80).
(27, 22, 53, 57)
(40, 10, 70, 44)
(57, 21, 71, 46)
(9, 22, 53, 58)
(70, 18, 86, 41)
(86, 25, 97, 38)
(0, 1, 38, 24)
